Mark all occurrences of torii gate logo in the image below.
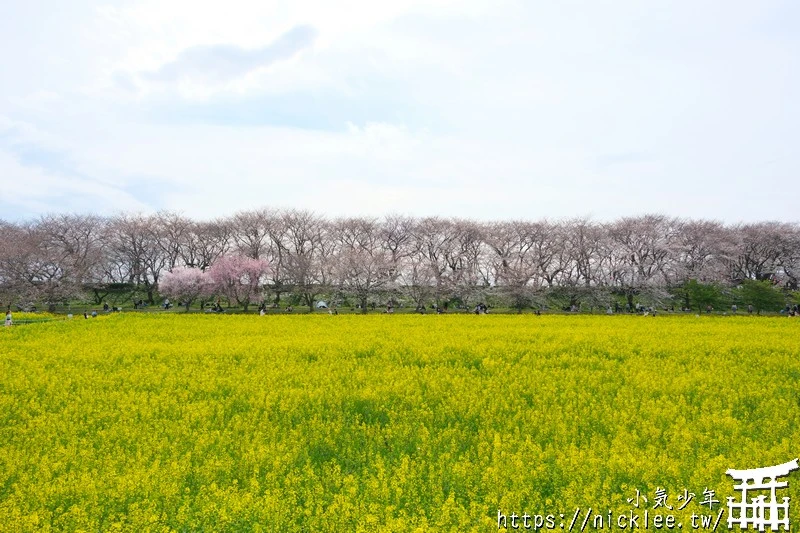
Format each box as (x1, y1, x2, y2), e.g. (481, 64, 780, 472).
(727, 459, 798, 531)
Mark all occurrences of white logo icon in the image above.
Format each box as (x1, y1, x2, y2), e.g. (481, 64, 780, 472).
(726, 459, 799, 531)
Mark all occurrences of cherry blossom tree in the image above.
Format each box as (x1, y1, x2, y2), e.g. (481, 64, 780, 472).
(280, 210, 332, 312)
(159, 267, 214, 311)
(207, 255, 270, 311)
(485, 220, 544, 313)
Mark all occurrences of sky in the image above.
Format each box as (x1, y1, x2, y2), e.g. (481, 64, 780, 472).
(0, 0, 798, 223)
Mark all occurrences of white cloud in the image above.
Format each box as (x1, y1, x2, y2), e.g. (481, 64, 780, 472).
(0, 1, 798, 222)
(0, 150, 149, 216)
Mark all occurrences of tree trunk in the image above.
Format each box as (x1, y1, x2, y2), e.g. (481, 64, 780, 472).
(92, 288, 109, 305)
(302, 293, 314, 313)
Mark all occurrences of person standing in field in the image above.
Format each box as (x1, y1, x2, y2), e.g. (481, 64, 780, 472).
(4, 310, 11, 327)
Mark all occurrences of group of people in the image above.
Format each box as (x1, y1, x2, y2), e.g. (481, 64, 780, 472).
(257, 302, 291, 315)
(205, 302, 225, 313)
(256, 302, 294, 314)
(712, 304, 756, 314)
(782, 304, 800, 317)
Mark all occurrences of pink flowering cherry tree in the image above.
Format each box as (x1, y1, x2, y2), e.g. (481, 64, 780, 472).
(159, 267, 214, 311)
(207, 255, 270, 311)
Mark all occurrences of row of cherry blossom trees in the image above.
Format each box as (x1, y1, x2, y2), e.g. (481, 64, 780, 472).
(1, 210, 798, 312)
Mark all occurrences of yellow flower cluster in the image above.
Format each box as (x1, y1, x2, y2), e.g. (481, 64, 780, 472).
(0, 314, 798, 531)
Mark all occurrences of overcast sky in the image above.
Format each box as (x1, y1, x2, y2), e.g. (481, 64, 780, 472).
(1, 1, 798, 222)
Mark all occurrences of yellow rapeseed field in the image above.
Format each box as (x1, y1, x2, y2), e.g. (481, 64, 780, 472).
(1, 314, 799, 532)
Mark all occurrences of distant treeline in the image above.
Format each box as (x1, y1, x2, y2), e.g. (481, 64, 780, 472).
(1, 210, 798, 313)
